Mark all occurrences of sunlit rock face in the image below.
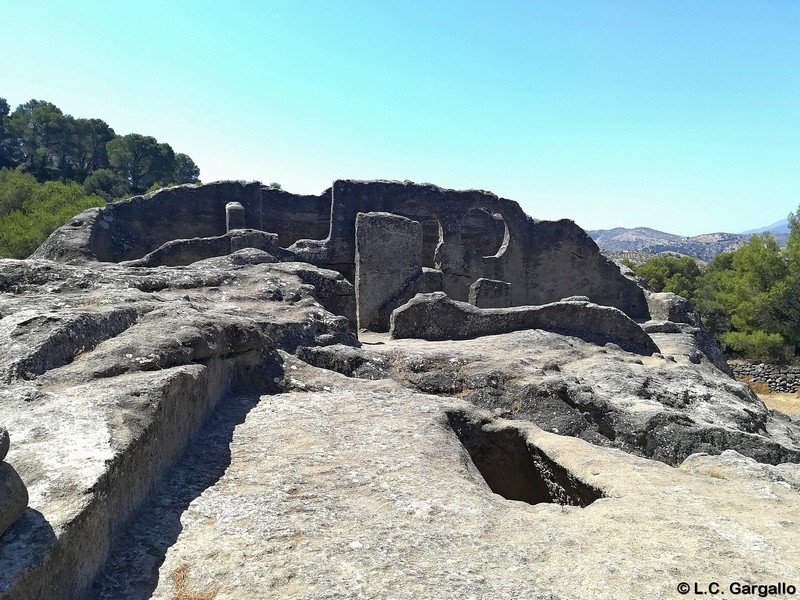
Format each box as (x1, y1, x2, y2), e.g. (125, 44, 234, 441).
(0, 180, 797, 599)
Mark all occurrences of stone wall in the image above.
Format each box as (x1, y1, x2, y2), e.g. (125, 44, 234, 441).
(731, 362, 800, 393)
(289, 180, 650, 319)
(261, 187, 331, 247)
(33, 179, 651, 321)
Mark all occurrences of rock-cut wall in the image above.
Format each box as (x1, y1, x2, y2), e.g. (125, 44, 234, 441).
(33, 179, 650, 321)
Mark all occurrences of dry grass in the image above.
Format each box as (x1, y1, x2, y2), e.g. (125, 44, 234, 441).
(737, 375, 771, 395)
(169, 564, 219, 600)
(759, 393, 800, 416)
(737, 376, 800, 415)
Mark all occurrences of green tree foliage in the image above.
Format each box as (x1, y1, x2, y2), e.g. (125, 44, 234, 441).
(633, 212, 800, 363)
(107, 134, 176, 194)
(634, 255, 701, 300)
(0, 96, 200, 196)
(6, 99, 71, 181)
(0, 96, 204, 259)
(83, 168, 128, 201)
(722, 331, 791, 364)
(0, 168, 39, 215)
(0, 98, 14, 169)
(174, 153, 200, 184)
(0, 169, 104, 257)
(71, 118, 116, 181)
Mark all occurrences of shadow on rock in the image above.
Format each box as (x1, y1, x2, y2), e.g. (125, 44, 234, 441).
(0, 509, 57, 595)
(88, 393, 263, 600)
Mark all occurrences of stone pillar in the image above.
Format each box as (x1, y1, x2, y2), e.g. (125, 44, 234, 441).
(0, 426, 28, 537)
(355, 212, 423, 332)
(226, 202, 246, 232)
(469, 278, 512, 308)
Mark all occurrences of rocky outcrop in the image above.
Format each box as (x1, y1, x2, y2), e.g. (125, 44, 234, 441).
(90, 357, 800, 599)
(0, 253, 356, 599)
(118, 229, 285, 268)
(355, 212, 428, 331)
(646, 291, 699, 325)
(32, 179, 651, 321)
(390, 292, 659, 355)
(300, 326, 800, 466)
(4, 180, 800, 599)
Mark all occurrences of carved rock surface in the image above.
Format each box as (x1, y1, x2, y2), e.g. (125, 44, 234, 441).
(32, 179, 651, 320)
(0, 425, 28, 538)
(303, 329, 800, 466)
(391, 292, 659, 355)
(0, 254, 356, 599)
(90, 356, 800, 600)
(0, 462, 28, 538)
(1, 217, 799, 599)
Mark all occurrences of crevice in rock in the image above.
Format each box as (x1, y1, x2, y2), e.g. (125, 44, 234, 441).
(446, 410, 604, 507)
(88, 392, 265, 600)
(3, 308, 140, 383)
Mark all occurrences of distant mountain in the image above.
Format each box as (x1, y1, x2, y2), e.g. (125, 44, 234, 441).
(740, 218, 790, 235)
(587, 227, 685, 252)
(588, 224, 790, 262)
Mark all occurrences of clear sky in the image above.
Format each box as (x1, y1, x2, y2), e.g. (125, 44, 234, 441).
(1, 1, 798, 235)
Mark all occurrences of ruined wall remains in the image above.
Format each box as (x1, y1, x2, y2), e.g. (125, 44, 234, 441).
(261, 187, 331, 247)
(286, 180, 648, 319)
(390, 293, 659, 355)
(33, 178, 650, 322)
(355, 213, 424, 332)
(469, 278, 512, 308)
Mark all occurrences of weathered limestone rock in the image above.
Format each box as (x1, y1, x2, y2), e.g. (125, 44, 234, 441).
(32, 179, 650, 320)
(469, 277, 512, 308)
(89, 357, 800, 600)
(681, 449, 800, 490)
(7, 179, 800, 599)
(0, 427, 28, 539)
(644, 319, 734, 375)
(119, 229, 284, 268)
(391, 292, 659, 355)
(225, 201, 246, 231)
(355, 212, 423, 331)
(646, 290, 700, 325)
(301, 328, 800, 466)
(0, 427, 8, 462)
(0, 255, 358, 599)
(0, 465, 28, 539)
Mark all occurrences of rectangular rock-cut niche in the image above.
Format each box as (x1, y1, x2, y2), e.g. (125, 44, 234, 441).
(469, 278, 512, 308)
(446, 411, 603, 507)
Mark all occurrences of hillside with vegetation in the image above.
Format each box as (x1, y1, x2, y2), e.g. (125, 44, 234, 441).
(626, 211, 800, 363)
(590, 226, 789, 261)
(0, 96, 200, 257)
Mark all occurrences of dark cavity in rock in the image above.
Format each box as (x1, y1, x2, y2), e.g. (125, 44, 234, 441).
(446, 410, 603, 507)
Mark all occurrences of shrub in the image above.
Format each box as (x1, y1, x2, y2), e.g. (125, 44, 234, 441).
(0, 175, 104, 257)
(722, 330, 792, 364)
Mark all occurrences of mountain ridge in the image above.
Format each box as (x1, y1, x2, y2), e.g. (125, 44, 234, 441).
(588, 224, 790, 261)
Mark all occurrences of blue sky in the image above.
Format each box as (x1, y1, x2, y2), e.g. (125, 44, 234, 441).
(1, 1, 798, 235)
